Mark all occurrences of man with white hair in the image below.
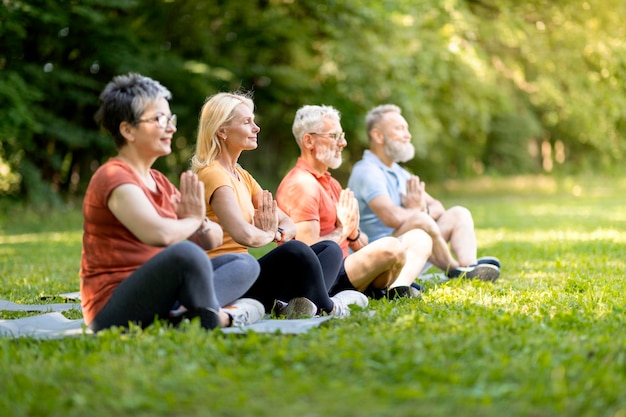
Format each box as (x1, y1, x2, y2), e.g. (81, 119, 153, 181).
(277, 105, 433, 299)
(347, 104, 500, 282)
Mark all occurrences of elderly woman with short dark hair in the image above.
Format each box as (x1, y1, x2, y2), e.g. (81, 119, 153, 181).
(80, 73, 263, 332)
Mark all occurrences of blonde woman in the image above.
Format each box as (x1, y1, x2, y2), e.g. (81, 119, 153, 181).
(191, 92, 367, 318)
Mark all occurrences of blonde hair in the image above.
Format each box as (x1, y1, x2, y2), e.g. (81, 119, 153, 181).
(190, 91, 255, 172)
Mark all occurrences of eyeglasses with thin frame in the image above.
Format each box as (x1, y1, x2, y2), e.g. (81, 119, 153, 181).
(308, 131, 346, 141)
(137, 114, 177, 129)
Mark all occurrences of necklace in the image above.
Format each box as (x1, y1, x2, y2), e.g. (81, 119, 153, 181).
(219, 161, 240, 181)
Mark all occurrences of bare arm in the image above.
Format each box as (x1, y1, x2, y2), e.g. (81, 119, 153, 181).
(187, 217, 224, 250)
(108, 171, 205, 246)
(368, 194, 439, 237)
(210, 186, 275, 248)
(423, 191, 445, 220)
(294, 219, 345, 246)
(403, 175, 445, 220)
(293, 188, 365, 249)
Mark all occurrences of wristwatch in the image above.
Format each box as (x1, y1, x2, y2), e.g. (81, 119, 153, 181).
(274, 227, 285, 243)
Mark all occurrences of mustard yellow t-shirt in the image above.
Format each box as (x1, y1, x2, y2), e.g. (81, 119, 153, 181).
(197, 161, 262, 257)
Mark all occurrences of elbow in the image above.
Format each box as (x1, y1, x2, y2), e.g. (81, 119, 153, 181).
(204, 228, 224, 249)
(229, 227, 266, 248)
(145, 234, 176, 247)
(141, 227, 182, 247)
(379, 214, 403, 231)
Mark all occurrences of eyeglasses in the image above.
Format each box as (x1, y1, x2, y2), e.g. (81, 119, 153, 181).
(137, 114, 177, 129)
(308, 132, 346, 141)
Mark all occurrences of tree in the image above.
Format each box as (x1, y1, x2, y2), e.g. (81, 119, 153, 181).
(1, 0, 625, 203)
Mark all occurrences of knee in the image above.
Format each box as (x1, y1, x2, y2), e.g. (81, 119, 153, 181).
(167, 241, 211, 270)
(232, 253, 261, 276)
(310, 239, 343, 261)
(278, 240, 320, 266)
(376, 237, 406, 264)
(402, 229, 433, 254)
(447, 206, 474, 226)
(281, 239, 312, 258)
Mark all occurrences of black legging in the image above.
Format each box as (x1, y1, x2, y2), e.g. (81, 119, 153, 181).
(89, 241, 259, 332)
(243, 239, 343, 313)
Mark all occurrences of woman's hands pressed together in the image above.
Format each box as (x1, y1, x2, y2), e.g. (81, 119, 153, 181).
(253, 190, 280, 242)
(174, 170, 206, 226)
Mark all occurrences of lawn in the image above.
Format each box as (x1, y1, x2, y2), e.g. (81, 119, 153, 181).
(1, 175, 625, 417)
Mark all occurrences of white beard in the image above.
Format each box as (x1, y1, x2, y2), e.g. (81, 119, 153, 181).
(384, 134, 415, 163)
(316, 147, 342, 169)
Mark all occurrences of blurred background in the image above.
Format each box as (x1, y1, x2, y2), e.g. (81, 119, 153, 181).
(1, 0, 625, 206)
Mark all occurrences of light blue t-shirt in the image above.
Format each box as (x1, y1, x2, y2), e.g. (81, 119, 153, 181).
(347, 150, 412, 242)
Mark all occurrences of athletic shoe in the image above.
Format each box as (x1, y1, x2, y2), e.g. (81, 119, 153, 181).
(448, 263, 500, 282)
(477, 256, 501, 269)
(387, 285, 422, 300)
(223, 298, 265, 327)
(364, 286, 387, 300)
(330, 290, 369, 318)
(274, 297, 318, 319)
(184, 307, 221, 330)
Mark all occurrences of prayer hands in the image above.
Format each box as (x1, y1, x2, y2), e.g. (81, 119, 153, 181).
(172, 171, 206, 222)
(336, 188, 359, 239)
(402, 176, 427, 211)
(253, 190, 279, 234)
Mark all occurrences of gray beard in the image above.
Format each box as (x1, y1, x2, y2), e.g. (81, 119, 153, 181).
(384, 135, 415, 163)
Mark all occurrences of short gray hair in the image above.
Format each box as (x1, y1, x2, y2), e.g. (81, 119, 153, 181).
(95, 73, 172, 149)
(292, 105, 341, 147)
(365, 104, 402, 139)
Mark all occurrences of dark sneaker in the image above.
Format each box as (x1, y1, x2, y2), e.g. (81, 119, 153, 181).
(364, 286, 387, 300)
(477, 256, 501, 269)
(186, 307, 221, 330)
(387, 284, 422, 300)
(448, 263, 500, 282)
(223, 298, 265, 327)
(275, 297, 318, 319)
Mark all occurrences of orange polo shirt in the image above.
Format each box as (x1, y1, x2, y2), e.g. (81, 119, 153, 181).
(276, 157, 348, 257)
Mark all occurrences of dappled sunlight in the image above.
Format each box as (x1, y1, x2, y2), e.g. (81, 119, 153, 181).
(479, 228, 626, 245)
(0, 231, 82, 245)
(425, 274, 619, 324)
(436, 175, 626, 198)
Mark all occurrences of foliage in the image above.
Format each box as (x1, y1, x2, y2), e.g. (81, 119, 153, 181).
(2, 175, 626, 416)
(1, 0, 625, 201)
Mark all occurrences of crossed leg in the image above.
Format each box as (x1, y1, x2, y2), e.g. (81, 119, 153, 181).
(343, 229, 433, 292)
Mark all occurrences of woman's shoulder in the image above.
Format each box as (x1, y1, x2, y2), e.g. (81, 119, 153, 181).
(90, 158, 133, 183)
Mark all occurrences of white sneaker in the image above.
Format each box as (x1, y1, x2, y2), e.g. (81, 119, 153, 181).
(330, 290, 368, 318)
(223, 298, 265, 327)
(274, 297, 318, 319)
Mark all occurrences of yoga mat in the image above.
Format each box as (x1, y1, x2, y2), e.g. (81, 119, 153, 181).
(0, 300, 82, 312)
(222, 316, 334, 335)
(0, 312, 90, 339)
(0, 312, 334, 339)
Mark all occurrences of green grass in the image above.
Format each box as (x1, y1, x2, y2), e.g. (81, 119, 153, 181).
(1, 175, 625, 417)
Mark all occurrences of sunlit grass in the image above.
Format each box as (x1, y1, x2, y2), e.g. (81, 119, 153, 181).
(1, 175, 625, 417)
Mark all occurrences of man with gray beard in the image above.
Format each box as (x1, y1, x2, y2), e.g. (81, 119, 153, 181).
(348, 104, 501, 282)
(277, 105, 433, 299)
